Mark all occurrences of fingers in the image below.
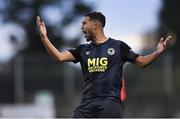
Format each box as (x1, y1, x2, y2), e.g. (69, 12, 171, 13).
(165, 35, 172, 43)
(165, 36, 172, 43)
(36, 16, 40, 21)
(36, 16, 44, 25)
(36, 16, 40, 25)
(42, 22, 45, 27)
(163, 36, 172, 47)
(36, 16, 41, 29)
(36, 16, 46, 30)
(36, 16, 38, 21)
(160, 37, 164, 43)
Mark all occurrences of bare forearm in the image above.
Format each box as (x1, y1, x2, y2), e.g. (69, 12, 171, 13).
(36, 16, 75, 62)
(135, 36, 172, 68)
(135, 51, 160, 68)
(40, 34, 62, 61)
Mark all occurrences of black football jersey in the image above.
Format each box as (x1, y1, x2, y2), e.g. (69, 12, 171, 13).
(69, 38, 139, 99)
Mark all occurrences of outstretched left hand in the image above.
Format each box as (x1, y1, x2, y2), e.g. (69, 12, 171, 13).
(156, 36, 172, 55)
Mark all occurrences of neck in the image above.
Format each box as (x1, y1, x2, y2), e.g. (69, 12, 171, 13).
(92, 32, 108, 45)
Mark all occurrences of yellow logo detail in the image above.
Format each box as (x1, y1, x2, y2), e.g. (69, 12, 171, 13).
(87, 57, 108, 73)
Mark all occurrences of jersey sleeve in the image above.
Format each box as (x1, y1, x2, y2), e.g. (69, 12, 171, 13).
(68, 46, 81, 63)
(120, 41, 139, 62)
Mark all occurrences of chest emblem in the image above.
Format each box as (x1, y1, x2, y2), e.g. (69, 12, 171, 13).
(85, 51, 90, 55)
(107, 48, 115, 55)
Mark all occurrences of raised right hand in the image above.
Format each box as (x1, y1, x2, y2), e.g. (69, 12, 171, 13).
(36, 16, 47, 37)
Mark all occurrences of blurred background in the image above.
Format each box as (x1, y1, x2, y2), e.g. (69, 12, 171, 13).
(0, 0, 179, 118)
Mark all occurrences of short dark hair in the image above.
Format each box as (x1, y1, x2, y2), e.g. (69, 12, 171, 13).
(84, 11, 106, 27)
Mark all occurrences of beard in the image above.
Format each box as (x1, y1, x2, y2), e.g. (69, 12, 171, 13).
(85, 32, 94, 42)
(86, 37, 92, 42)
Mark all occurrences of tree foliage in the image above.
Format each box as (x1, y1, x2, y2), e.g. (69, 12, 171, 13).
(1, 0, 93, 52)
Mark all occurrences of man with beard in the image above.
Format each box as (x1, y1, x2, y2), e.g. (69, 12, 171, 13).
(36, 12, 172, 118)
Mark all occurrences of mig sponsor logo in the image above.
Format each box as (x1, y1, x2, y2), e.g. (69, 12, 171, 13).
(87, 57, 108, 73)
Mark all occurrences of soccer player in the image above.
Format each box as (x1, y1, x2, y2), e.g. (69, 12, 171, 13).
(36, 12, 172, 118)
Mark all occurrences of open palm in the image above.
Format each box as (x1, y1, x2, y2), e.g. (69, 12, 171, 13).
(36, 16, 47, 37)
(156, 36, 172, 54)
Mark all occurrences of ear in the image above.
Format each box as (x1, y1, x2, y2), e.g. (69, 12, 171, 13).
(92, 22, 100, 30)
(92, 24, 97, 30)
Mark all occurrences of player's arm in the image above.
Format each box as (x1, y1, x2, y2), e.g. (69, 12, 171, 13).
(133, 36, 172, 68)
(36, 16, 75, 62)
